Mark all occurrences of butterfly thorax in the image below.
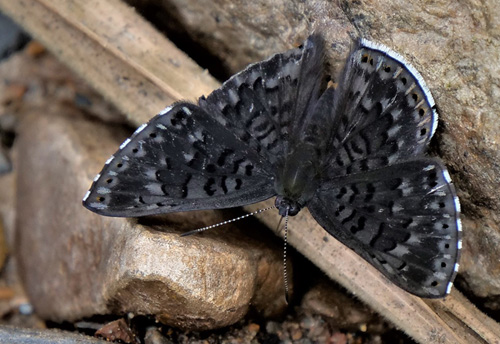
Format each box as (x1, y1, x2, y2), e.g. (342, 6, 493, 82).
(275, 143, 320, 217)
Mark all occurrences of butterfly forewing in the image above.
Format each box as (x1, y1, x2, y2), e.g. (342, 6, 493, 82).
(83, 103, 276, 217)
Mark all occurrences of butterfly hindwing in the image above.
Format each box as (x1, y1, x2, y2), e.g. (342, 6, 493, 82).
(309, 158, 461, 297)
(83, 103, 276, 217)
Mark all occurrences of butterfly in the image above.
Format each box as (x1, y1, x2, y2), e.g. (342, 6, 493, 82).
(83, 34, 461, 298)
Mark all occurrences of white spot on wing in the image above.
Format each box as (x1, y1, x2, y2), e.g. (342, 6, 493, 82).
(194, 129, 203, 140)
(156, 123, 167, 130)
(145, 183, 164, 195)
(387, 124, 402, 138)
(423, 164, 435, 171)
(120, 138, 131, 149)
(145, 169, 157, 180)
(93, 173, 101, 182)
(97, 187, 111, 195)
(105, 156, 115, 165)
(182, 106, 192, 115)
(266, 77, 279, 88)
(133, 123, 147, 136)
(454, 196, 461, 213)
(82, 190, 91, 202)
(446, 282, 454, 294)
(442, 169, 452, 183)
(433, 271, 447, 281)
(426, 183, 446, 195)
(89, 202, 108, 210)
(159, 105, 173, 116)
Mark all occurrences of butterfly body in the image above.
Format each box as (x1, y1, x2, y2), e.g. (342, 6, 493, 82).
(83, 35, 461, 298)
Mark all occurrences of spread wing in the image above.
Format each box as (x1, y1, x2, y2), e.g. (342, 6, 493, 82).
(83, 103, 275, 216)
(308, 40, 461, 297)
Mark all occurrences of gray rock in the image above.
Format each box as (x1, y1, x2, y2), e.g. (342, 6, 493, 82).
(0, 325, 109, 344)
(15, 105, 287, 330)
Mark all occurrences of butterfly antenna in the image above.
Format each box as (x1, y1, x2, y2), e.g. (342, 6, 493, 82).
(284, 212, 291, 303)
(281, 210, 290, 304)
(180, 206, 275, 237)
(274, 209, 290, 303)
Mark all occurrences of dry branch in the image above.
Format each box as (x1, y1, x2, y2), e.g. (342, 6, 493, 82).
(0, 0, 219, 124)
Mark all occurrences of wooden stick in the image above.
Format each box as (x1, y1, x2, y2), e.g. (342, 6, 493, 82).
(0, 0, 219, 125)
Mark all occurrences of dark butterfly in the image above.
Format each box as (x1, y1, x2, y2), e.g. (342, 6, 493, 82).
(83, 35, 461, 298)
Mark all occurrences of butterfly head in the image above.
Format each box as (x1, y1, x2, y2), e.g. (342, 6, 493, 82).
(275, 196, 301, 217)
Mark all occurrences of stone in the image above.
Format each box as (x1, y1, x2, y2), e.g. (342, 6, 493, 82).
(15, 103, 287, 330)
(95, 318, 138, 343)
(300, 280, 383, 333)
(0, 325, 109, 344)
(130, 0, 500, 307)
(130, 0, 355, 76)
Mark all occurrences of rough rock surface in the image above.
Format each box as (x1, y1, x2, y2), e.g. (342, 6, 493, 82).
(14, 103, 287, 330)
(0, 326, 109, 344)
(130, 0, 500, 305)
(301, 280, 381, 333)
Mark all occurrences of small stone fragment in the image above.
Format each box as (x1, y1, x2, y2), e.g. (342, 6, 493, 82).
(95, 318, 139, 343)
(144, 327, 174, 344)
(247, 322, 260, 333)
(301, 280, 377, 331)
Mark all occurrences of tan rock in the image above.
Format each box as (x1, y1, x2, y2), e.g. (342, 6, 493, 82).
(301, 280, 382, 333)
(15, 105, 286, 330)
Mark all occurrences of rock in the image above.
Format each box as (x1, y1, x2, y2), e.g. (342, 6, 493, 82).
(95, 318, 139, 343)
(144, 327, 175, 344)
(15, 104, 287, 330)
(458, 216, 500, 298)
(300, 280, 384, 333)
(131, 0, 355, 76)
(130, 0, 500, 306)
(0, 325, 109, 344)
